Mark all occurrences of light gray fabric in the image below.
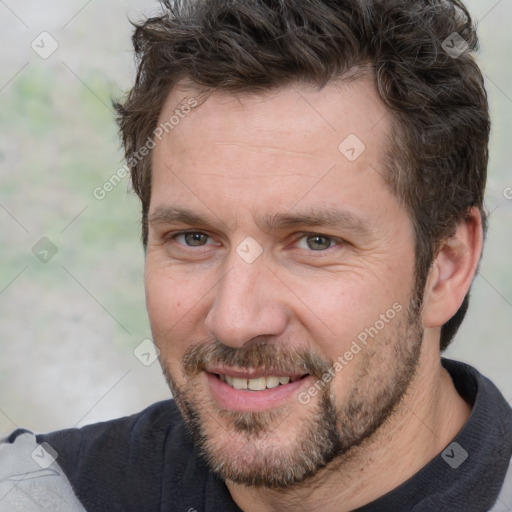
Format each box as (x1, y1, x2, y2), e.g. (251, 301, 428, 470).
(0, 432, 85, 512)
(489, 458, 512, 512)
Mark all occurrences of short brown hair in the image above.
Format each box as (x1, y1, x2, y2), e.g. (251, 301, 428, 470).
(115, 0, 490, 350)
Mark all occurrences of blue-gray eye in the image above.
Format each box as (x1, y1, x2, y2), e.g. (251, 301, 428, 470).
(183, 232, 209, 246)
(299, 235, 334, 251)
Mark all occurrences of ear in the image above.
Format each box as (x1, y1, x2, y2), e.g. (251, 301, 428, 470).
(422, 207, 483, 329)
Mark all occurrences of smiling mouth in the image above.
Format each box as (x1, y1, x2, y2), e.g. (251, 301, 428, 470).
(215, 373, 309, 391)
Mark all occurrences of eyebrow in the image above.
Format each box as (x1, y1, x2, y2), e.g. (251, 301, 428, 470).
(148, 206, 372, 235)
(148, 207, 214, 229)
(262, 208, 372, 235)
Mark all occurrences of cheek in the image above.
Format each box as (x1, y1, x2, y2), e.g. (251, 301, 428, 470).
(145, 255, 194, 321)
(286, 267, 411, 383)
(291, 274, 390, 338)
(144, 260, 212, 359)
(145, 265, 175, 327)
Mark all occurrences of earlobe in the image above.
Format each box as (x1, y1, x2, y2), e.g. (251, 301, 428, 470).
(422, 207, 483, 329)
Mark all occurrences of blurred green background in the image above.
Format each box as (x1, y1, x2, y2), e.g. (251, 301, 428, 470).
(0, 0, 511, 434)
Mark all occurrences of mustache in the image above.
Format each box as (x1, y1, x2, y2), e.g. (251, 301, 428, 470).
(182, 338, 332, 379)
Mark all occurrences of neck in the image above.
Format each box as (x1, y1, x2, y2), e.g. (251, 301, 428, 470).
(226, 335, 471, 512)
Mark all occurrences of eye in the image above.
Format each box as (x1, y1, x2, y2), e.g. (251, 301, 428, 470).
(173, 232, 212, 247)
(295, 234, 338, 251)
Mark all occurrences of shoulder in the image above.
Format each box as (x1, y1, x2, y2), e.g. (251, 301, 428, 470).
(490, 459, 512, 511)
(2, 400, 200, 512)
(0, 430, 86, 511)
(37, 399, 185, 461)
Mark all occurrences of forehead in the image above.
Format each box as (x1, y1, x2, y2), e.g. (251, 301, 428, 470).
(157, 77, 390, 161)
(149, 77, 398, 229)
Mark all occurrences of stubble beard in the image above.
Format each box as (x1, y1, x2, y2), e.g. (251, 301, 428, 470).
(160, 303, 424, 489)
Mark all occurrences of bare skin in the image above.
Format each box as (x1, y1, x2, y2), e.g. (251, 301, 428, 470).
(145, 77, 481, 511)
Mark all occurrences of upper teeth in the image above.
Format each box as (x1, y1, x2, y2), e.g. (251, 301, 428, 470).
(219, 375, 292, 390)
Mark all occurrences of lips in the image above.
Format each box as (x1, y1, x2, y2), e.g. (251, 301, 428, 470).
(205, 369, 312, 411)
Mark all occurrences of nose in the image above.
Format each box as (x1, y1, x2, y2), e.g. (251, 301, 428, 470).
(204, 251, 288, 348)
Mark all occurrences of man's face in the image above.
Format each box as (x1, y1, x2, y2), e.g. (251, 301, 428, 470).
(145, 78, 423, 487)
